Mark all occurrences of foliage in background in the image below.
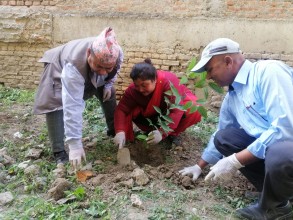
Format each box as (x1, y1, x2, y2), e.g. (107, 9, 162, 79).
(0, 85, 35, 105)
(0, 85, 251, 219)
(83, 97, 106, 134)
(188, 110, 218, 149)
(141, 57, 224, 137)
(180, 57, 224, 101)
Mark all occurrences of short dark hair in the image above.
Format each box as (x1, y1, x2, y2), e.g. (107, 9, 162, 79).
(130, 58, 157, 81)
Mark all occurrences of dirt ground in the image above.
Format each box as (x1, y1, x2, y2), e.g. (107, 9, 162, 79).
(0, 101, 257, 219)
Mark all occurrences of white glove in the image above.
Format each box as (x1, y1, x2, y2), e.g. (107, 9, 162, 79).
(113, 131, 126, 149)
(69, 147, 86, 171)
(67, 139, 86, 171)
(205, 153, 244, 182)
(179, 165, 202, 181)
(103, 88, 111, 102)
(146, 130, 162, 145)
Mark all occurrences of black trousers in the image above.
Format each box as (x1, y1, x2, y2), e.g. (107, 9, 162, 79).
(214, 128, 293, 209)
(46, 85, 116, 154)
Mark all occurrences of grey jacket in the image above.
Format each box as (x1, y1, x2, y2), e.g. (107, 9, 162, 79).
(33, 37, 122, 114)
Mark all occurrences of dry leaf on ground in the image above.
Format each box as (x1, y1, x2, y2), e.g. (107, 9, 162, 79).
(76, 170, 94, 182)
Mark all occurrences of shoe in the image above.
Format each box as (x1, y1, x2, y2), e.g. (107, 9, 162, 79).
(168, 135, 182, 146)
(244, 191, 260, 199)
(106, 129, 115, 137)
(54, 151, 69, 164)
(235, 201, 293, 220)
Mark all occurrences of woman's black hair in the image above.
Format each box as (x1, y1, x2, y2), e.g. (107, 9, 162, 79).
(130, 58, 157, 81)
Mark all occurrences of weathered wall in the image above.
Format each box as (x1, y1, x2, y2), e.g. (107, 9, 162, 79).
(0, 0, 293, 101)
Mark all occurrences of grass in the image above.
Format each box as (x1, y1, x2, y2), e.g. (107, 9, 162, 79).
(0, 85, 35, 105)
(0, 86, 252, 219)
(0, 87, 112, 219)
(188, 110, 218, 148)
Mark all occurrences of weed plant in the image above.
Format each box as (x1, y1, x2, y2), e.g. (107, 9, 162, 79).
(0, 86, 248, 219)
(0, 85, 35, 105)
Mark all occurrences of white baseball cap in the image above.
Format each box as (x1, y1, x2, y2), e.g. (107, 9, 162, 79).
(191, 38, 240, 73)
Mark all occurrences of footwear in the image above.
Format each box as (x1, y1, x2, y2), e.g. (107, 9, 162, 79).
(168, 135, 182, 146)
(244, 191, 260, 199)
(54, 151, 69, 164)
(236, 201, 293, 220)
(106, 129, 115, 137)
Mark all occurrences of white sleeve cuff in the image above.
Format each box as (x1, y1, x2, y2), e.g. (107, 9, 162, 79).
(67, 139, 83, 150)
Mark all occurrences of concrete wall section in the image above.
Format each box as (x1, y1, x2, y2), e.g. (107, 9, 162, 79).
(0, 7, 52, 43)
(0, 0, 293, 97)
(53, 16, 293, 54)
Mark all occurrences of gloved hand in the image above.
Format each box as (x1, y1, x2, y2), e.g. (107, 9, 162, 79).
(205, 153, 244, 182)
(103, 88, 112, 102)
(179, 165, 202, 181)
(146, 130, 162, 145)
(69, 147, 86, 171)
(113, 131, 126, 149)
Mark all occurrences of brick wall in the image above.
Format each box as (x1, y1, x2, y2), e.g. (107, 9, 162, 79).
(225, 0, 293, 19)
(0, 0, 293, 103)
(0, 0, 56, 6)
(0, 42, 46, 89)
(1, 0, 293, 18)
(115, 45, 195, 99)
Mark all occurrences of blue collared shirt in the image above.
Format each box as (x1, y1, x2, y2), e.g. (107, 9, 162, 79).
(202, 59, 293, 163)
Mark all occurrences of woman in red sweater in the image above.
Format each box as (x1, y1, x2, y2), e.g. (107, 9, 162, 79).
(113, 59, 201, 148)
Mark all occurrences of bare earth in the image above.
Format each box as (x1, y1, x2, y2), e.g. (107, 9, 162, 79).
(0, 101, 256, 219)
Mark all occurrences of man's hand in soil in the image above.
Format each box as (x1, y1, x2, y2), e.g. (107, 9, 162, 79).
(179, 165, 202, 181)
(114, 131, 126, 149)
(68, 139, 86, 171)
(205, 153, 243, 182)
(146, 130, 162, 145)
(69, 148, 86, 171)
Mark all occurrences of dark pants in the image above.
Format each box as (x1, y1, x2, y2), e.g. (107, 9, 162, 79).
(214, 128, 293, 209)
(94, 86, 116, 133)
(46, 85, 116, 154)
(46, 110, 64, 153)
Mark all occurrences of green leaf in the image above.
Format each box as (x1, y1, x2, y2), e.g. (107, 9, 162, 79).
(175, 95, 181, 105)
(164, 90, 172, 96)
(169, 104, 185, 110)
(195, 78, 206, 88)
(203, 87, 209, 100)
(183, 101, 193, 110)
(164, 96, 171, 105)
(66, 186, 86, 201)
(162, 115, 174, 124)
(197, 106, 208, 118)
(160, 122, 173, 134)
(186, 57, 197, 73)
(166, 108, 170, 115)
(208, 82, 224, 94)
(170, 82, 180, 98)
(196, 99, 207, 105)
(188, 72, 198, 79)
(199, 71, 207, 80)
(189, 105, 198, 113)
(157, 117, 162, 124)
(147, 118, 156, 129)
(136, 134, 148, 141)
(180, 76, 188, 84)
(153, 106, 162, 116)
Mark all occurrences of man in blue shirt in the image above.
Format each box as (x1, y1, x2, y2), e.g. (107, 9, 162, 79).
(182, 38, 293, 219)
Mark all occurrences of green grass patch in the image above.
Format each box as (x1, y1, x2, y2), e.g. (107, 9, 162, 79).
(187, 110, 218, 148)
(0, 85, 35, 105)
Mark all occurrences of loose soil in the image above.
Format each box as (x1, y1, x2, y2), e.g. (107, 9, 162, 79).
(0, 101, 257, 219)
